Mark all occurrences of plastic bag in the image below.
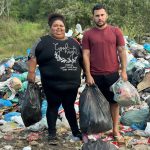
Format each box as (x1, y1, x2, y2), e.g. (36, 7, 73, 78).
(82, 139, 117, 150)
(0, 98, 12, 108)
(110, 78, 141, 106)
(4, 57, 15, 68)
(120, 108, 149, 126)
(79, 84, 112, 134)
(13, 61, 28, 73)
(0, 77, 22, 100)
(21, 82, 42, 127)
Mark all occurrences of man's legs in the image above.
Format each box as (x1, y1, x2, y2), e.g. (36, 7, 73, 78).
(110, 103, 120, 136)
(93, 72, 124, 139)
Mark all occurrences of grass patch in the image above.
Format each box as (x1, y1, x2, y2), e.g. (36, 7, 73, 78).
(0, 18, 46, 58)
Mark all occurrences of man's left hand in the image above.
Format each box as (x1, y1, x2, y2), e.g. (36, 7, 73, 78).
(121, 71, 128, 81)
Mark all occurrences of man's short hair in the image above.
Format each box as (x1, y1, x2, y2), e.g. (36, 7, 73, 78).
(92, 3, 107, 14)
(48, 13, 65, 27)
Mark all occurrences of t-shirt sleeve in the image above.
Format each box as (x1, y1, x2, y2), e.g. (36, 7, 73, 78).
(115, 27, 125, 47)
(82, 31, 90, 50)
(29, 38, 41, 59)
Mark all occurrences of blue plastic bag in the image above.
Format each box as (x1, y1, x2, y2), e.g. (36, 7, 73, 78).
(4, 112, 21, 121)
(0, 99, 12, 108)
(144, 43, 150, 52)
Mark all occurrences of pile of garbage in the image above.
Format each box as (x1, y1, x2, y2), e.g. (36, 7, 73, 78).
(0, 37, 150, 149)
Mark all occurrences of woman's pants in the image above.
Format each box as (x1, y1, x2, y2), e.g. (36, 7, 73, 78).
(44, 88, 79, 136)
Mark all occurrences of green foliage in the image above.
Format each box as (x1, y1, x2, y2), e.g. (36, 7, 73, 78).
(0, 18, 45, 57)
(0, 0, 150, 57)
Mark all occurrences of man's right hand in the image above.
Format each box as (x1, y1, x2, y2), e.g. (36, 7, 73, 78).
(86, 74, 95, 86)
(27, 72, 35, 83)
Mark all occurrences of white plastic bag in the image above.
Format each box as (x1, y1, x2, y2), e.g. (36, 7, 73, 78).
(110, 78, 141, 106)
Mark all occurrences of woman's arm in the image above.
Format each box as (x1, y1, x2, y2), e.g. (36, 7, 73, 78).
(27, 57, 37, 82)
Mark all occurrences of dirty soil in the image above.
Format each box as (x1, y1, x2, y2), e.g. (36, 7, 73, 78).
(0, 127, 149, 150)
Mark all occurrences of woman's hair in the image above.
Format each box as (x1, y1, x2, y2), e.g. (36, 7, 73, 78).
(92, 3, 107, 14)
(48, 13, 65, 27)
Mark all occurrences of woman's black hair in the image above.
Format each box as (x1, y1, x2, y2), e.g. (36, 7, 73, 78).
(92, 3, 107, 14)
(48, 13, 65, 27)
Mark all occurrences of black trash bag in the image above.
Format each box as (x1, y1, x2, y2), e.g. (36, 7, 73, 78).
(12, 61, 28, 73)
(82, 139, 117, 150)
(21, 82, 42, 127)
(79, 84, 112, 134)
(131, 68, 145, 87)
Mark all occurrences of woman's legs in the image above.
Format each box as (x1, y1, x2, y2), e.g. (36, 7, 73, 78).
(45, 89, 61, 136)
(61, 88, 81, 136)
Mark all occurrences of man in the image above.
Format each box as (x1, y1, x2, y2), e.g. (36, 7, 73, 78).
(82, 3, 127, 143)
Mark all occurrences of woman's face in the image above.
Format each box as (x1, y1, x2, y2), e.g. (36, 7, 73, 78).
(50, 20, 65, 39)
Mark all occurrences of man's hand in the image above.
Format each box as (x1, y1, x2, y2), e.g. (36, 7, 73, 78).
(86, 74, 95, 86)
(120, 71, 128, 81)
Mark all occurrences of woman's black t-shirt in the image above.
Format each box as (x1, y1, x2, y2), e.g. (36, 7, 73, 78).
(30, 35, 82, 90)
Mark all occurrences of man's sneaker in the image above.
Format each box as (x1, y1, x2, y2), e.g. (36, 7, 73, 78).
(48, 135, 58, 145)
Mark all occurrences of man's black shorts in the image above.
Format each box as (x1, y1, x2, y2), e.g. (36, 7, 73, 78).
(92, 72, 119, 103)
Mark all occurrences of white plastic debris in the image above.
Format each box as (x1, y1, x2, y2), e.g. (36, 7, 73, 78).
(1, 145, 13, 150)
(144, 122, 150, 135)
(27, 117, 48, 131)
(22, 146, 31, 150)
(11, 116, 25, 127)
(0, 65, 5, 76)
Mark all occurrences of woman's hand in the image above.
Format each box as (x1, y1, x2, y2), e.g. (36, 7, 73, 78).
(27, 72, 35, 83)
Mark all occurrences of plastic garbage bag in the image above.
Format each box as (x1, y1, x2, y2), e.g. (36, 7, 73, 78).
(19, 81, 28, 92)
(11, 72, 28, 82)
(126, 58, 137, 72)
(4, 57, 15, 68)
(0, 65, 5, 76)
(79, 84, 112, 134)
(82, 139, 117, 150)
(0, 77, 22, 100)
(27, 116, 48, 131)
(11, 115, 25, 127)
(0, 68, 11, 82)
(144, 43, 150, 52)
(4, 112, 21, 121)
(21, 82, 42, 127)
(0, 99, 12, 108)
(110, 78, 141, 106)
(120, 108, 149, 126)
(131, 68, 145, 86)
(41, 99, 47, 117)
(12, 61, 28, 73)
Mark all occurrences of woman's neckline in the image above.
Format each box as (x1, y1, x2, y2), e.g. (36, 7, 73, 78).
(49, 34, 68, 41)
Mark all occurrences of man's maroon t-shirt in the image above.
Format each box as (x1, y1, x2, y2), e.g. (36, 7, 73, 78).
(82, 25, 125, 75)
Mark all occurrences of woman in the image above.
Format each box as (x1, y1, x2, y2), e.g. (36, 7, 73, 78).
(27, 13, 82, 145)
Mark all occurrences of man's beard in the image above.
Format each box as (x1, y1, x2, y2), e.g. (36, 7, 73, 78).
(95, 22, 106, 28)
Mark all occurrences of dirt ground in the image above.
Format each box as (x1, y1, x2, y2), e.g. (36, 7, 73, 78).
(0, 128, 82, 150)
(0, 127, 149, 150)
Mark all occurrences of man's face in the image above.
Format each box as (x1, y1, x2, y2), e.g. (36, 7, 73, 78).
(93, 9, 108, 28)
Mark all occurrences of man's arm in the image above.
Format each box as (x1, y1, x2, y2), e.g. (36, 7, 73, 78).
(27, 57, 37, 82)
(117, 46, 128, 81)
(83, 49, 95, 85)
